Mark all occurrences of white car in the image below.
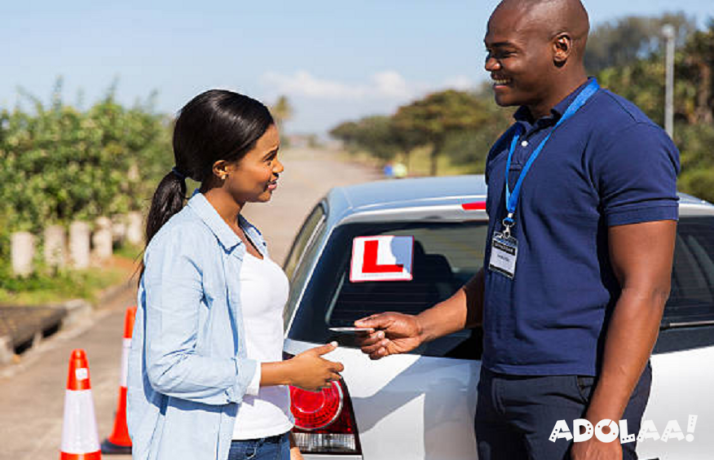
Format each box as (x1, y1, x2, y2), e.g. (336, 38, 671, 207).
(282, 175, 714, 460)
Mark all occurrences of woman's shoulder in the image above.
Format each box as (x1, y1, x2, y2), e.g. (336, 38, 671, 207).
(145, 206, 217, 256)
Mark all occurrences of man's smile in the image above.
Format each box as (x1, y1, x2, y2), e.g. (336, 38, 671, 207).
(492, 76, 512, 87)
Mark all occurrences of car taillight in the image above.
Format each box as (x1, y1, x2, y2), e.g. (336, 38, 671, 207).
(290, 381, 344, 430)
(286, 355, 362, 454)
(461, 201, 486, 210)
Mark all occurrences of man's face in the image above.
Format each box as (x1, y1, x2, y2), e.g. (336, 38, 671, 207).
(484, 7, 555, 109)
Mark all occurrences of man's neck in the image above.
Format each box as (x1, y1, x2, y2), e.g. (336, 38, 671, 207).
(527, 72, 589, 120)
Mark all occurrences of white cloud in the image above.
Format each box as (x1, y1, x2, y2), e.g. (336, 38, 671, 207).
(259, 70, 481, 134)
(262, 70, 363, 99)
(260, 70, 474, 103)
(371, 71, 415, 99)
(442, 75, 476, 91)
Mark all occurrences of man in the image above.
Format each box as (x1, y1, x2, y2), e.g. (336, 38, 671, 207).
(355, 0, 680, 459)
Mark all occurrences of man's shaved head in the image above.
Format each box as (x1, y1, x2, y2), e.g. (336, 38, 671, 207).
(484, 0, 591, 116)
(492, 0, 590, 58)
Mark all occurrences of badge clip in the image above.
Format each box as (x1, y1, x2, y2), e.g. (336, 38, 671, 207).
(502, 213, 515, 238)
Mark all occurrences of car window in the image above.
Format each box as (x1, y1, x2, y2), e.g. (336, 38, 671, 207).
(288, 221, 488, 359)
(283, 204, 327, 326)
(283, 203, 326, 280)
(654, 215, 714, 354)
(664, 215, 714, 327)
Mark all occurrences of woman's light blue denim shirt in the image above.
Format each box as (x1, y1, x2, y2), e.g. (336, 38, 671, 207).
(127, 191, 267, 460)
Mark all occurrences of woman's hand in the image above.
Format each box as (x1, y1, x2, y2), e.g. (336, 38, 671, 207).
(288, 342, 344, 392)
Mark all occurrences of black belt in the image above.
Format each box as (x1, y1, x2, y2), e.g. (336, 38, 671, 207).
(231, 432, 287, 444)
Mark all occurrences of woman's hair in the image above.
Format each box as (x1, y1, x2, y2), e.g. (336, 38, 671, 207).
(144, 90, 274, 247)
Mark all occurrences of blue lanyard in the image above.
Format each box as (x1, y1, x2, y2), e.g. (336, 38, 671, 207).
(503, 80, 600, 232)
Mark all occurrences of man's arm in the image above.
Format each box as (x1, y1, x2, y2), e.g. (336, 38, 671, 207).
(356, 268, 485, 359)
(572, 219, 676, 459)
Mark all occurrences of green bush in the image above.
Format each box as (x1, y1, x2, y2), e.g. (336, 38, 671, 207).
(0, 81, 173, 277)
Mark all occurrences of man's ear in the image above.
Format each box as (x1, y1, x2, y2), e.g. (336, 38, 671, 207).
(553, 33, 572, 66)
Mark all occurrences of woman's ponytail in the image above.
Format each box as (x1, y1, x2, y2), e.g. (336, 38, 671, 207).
(145, 168, 188, 245)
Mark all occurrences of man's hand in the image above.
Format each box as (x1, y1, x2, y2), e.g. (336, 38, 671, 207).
(354, 270, 486, 360)
(571, 436, 622, 460)
(354, 312, 423, 360)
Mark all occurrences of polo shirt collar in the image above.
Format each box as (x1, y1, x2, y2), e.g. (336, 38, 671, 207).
(513, 77, 595, 126)
(187, 190, 243, 251)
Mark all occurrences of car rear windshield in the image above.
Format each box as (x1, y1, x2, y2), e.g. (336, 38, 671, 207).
(287, 216, 714, 359)
(287, 221, 488, 359)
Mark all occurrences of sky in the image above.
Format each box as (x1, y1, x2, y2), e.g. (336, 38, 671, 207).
(2, 1, 712, 135)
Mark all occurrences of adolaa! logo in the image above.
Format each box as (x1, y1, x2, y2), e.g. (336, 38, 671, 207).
(549, 415, 697, 444)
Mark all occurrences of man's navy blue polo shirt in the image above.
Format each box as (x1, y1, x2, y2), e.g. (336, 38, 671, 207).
(482, 78, 680, 376)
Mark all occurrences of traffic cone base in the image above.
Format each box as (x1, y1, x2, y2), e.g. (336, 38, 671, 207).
(60, 349, 102, 460)
(61, 452, 102, 460)
(100, 439, 132, 455)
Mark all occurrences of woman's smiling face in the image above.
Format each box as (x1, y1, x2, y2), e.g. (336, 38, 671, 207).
(224, 123, 284, 204)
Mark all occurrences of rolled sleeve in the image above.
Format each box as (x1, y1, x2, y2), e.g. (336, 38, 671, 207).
(242, 359, 261, 397)
(143, 229, 256, 405)
(592, 122, 680, 227)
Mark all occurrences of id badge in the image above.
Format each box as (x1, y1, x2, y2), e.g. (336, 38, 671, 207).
(489, 232, 518, 279)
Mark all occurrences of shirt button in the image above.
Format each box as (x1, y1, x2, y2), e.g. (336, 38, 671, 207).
(521, 140, 529, 147)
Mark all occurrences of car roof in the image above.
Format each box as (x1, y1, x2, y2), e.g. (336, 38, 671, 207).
(325, 175, 714, 225)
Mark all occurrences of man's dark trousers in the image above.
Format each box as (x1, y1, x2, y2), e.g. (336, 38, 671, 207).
(475, 363, 652, 460)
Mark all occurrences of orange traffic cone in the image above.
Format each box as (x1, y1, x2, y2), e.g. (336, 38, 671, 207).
(101, 306, 136, 454)
(60, 349, 102, 460)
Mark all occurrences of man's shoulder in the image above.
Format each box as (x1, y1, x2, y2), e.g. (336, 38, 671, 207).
(587, 89, 661, 133)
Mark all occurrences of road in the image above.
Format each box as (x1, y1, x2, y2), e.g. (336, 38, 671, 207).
(0, 148, 381, 460)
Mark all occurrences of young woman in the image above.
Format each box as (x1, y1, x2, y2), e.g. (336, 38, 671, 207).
(127, 90, 344, 460)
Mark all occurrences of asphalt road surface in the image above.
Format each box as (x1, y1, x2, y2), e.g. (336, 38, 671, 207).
(0, 148, 381, 460)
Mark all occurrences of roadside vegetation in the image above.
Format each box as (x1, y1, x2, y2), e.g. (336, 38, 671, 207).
(0, 80, 168, 301)
(0, 82, 294, 300)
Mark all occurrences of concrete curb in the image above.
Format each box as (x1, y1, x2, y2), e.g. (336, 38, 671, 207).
(0, 279, 136, 366)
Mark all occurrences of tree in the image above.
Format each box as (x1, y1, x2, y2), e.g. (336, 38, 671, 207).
(329, 116, 405, 162)
(350, 116, 401, 161)
(585, 12, 697, 74)
(329, 120, 362, 152)
(271, 95, 293, 134)
(680, 20, 714, 124)
(392, 90, 491, 176)
(596, 20, 714, 130)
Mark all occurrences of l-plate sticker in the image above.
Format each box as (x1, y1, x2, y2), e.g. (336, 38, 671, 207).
(350, 235, 414, 282)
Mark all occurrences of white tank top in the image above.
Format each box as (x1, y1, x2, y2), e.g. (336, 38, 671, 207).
(232, 251, 294, 440)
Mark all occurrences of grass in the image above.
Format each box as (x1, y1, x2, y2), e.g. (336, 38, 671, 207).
(404, 146, 481, 177)
(0, 243, 141, 307)
(114, 242, 144, 262)
(337, 146, 481, 178)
